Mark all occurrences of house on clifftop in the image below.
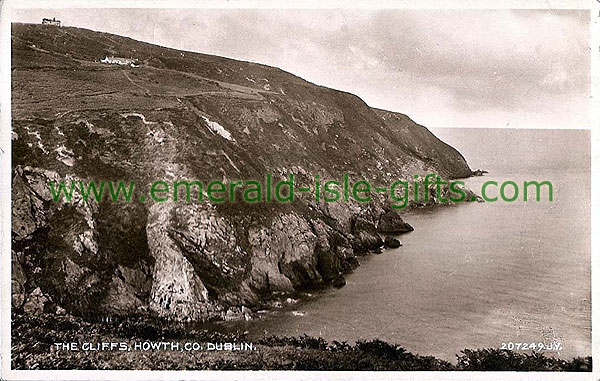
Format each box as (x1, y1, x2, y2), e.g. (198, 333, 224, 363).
(100, 56, 139, 67)
(41, 18, 61, 27)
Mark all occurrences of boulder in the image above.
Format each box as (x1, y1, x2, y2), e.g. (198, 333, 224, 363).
(342, 255, 360, 272)
(23, 287, 50, 315)
(332, 275, 346, 288)
(241, 306, 253, 320)
(378, 211, 414, 234)
(336, 245, 359, 272)
(384, 236, 402, 248)
(224, 307, 243, 321)
(352, 216, 378, 235)
(352, 231, 384, 254)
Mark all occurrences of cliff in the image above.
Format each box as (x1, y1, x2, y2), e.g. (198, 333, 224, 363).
(11, 23, 473, 321)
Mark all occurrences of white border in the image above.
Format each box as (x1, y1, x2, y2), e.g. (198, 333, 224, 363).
(1, 0, 13, 380)
(4, 0, 596, 9)
(0, 1, 596, 380)
(590, 0, 599, 378)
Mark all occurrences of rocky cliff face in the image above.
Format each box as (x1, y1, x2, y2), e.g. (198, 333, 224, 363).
(11, 23, 473, 321)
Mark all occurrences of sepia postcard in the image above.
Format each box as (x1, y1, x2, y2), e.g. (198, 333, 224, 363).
(0, 0, 597, 380)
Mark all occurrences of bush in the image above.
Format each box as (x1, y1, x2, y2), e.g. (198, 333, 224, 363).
(456, 348, 591, 371)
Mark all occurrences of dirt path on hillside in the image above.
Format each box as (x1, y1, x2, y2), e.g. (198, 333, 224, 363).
(146, 66, 282, 98)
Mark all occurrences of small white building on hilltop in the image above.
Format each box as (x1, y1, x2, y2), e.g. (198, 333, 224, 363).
(100, 56, 139, 67)
(42, 18, 61, 27)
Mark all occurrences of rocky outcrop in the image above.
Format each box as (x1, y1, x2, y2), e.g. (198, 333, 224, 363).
(384, 236, 402, 249)
(378, 211, 414, 234)
(146, 203, 215, 321)
(312, 219, 357, 282)
(11, 251, 27, 309)
(23, 287, 50, 315)
(332, 275, 346, 288)
(11, 24, 475, 321)
(248, 213, 321, 291)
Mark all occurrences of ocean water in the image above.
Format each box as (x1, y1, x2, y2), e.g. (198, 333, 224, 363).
(217, 128, 591, 361)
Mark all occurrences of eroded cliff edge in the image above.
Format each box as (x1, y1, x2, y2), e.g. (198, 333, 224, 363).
(11, 23, 473, 321)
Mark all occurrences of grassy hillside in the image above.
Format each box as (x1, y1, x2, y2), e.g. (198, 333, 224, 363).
(12, 22, 472, 323)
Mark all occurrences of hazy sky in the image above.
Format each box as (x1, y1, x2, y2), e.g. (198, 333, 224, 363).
(12, 8, 591, 128)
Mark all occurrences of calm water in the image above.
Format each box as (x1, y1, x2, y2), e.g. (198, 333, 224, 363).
(217, 128, 591, 361)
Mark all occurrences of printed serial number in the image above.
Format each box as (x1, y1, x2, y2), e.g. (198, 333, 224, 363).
(500, 341, 562, 351)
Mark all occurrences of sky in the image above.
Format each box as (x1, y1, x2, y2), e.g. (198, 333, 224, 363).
(12, 8, 591, 128)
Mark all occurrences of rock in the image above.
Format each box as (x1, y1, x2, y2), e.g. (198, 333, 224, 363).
(467, 189, 485, 202)
(103, 274, 145, 314)
(10, 24, 476, 323)
(23, 287, 50, 315)
(11, 251, 26, 309)
(384, 236, 402, 248)
(372, 248, 383, 254)
(336, 245, 358, 272)
(472, 169, 488, 176)
(148, 204, 225, 321)
(438, 180, 483, 204)
(332, 275, 346, 288)
(315, 224, 357, 279)
(248, 213, 321, 291)
(378, 211, 414, 234)
(352, 231, 384, 254)
(223, 306, 254, 321)
(342, 256, 360, 272)
(241, 306, 253, 320)
(352, 216, 378, 235)
(312, 219, 341, 281)
(224, 307, 242, 321)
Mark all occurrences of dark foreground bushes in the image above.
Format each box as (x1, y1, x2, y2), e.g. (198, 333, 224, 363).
(12, 313, 591, 371)
(456, 348, 591, 371)
(256, 336, 590, 371)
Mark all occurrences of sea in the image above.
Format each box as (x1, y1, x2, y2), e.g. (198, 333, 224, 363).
(214, 128, 591, 361)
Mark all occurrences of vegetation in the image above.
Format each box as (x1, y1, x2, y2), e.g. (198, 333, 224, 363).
(11, 313, 591, 371)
